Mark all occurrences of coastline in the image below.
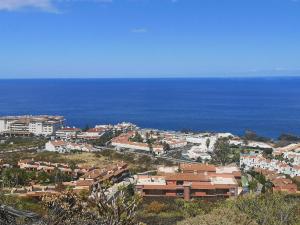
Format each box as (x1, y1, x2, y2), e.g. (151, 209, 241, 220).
(1, 77, 300, 138)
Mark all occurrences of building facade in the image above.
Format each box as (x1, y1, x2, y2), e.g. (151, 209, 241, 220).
(135, 163, 240, 201)
(0, 115, 64, 136)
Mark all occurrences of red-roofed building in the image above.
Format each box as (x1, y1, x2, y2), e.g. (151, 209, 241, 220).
(135, 163, 240, 201)
(111, 133, 164, 155)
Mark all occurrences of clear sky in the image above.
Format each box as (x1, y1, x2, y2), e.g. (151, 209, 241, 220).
(0, 0, 300, 78)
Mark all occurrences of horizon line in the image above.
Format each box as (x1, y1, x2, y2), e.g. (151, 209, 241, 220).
(1, 75, 300, 80)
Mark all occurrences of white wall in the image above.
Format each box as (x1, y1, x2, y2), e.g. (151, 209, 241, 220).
(45, 142, 56, 152)
(0, 120, 6, 132)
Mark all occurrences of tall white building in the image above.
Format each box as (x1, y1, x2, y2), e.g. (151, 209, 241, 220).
(0, 115, 64, 136)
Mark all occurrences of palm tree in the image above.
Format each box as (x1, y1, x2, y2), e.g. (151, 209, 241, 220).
(206, 138, 210, 149)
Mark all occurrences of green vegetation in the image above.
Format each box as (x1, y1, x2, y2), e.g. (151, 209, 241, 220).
(0, 167, 72, 188)
(234, 193, 300, 225)
(0, 184, 141, 225)
(177, 207, 257, 225)
(89, 130, 122, 146)
(243, 130, 271, 143)
(0, 136, 47, 151)
(278, 133, 300, 142)
(0, 193, 45, 215)
(97, 149, 175, 173)
(210, 136, 274, 166)
(205, 138, 210, 149)
(177, 193, 300, 225)
(129, 131, 143, 143)
(273, 133, 300, 147)
(247, 170, 274, 193)
(1, 188, 299, 225)
(210, 138, 232, 165)
(137, 198, 218, 225)
(6, 149, 174, 175)
(1, 168, 34, 187)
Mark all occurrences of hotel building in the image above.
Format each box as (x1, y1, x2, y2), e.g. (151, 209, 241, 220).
(0, 115, 64, 136)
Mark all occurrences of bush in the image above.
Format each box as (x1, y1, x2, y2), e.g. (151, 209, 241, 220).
(145, 201, 167, 214)
(177, 207, 257, 225)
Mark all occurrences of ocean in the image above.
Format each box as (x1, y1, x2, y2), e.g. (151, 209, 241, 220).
(0, 77, 300, 138)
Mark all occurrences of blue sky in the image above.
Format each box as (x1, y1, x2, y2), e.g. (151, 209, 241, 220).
(0, 0, 299, 78)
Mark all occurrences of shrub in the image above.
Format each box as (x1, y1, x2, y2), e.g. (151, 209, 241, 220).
(145, 201, 167, 214)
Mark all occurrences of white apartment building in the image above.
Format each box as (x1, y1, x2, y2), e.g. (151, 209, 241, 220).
(0, 115, 64, 136)
(56, 127, 81, 139)
(185, 133, 233, 152)
(77, 128, 105, 140)
(283, 151, 300, 166)
(112, 141, 164, 155)
(45, 140, 94, 153)
(240, 154, 300, 177)
(184, 146, 212, 161)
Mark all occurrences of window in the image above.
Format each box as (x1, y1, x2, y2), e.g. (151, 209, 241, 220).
(176, 180, 184, 185)
(176, 190, 184, 196)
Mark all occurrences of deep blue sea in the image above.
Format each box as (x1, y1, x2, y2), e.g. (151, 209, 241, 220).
(0, 77, 300, 138)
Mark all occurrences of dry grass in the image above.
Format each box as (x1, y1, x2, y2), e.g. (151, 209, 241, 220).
(60, 153, 118, 168)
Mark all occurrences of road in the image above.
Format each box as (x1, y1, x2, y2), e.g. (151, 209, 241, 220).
(95, 146, 200, 164)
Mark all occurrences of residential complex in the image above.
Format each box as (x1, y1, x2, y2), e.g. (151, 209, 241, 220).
(111, 129, 189, 155)
(135, 163, 241, 201)
(240, 150, 300, 193)
(240, 154, 300, 177)
(254, 168, 298, 193)
(11, 159, 129, 197)
(1, 116, 299, 201)
(55, 127, 82, 139)
(111, 132, 165, 155)
(45, 140, 94, 153)
(76, 128, 106, 140)
(0, 115, 64, 136)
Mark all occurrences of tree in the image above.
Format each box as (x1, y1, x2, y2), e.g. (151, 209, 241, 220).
(48, 168, 72, 184)
(205, 138, 210, 149)
(275, 154, 284, 161)
(1, 168, 32, 188)
(162, 142, 170, 151)
(91, 184, 142, 225)
(196, 157, 202, 163)
(149, 130, 154, 136)
(262, 148, 273, 160)
(145, 132, 150, 140)
(211, 138, 232, 166)
(262, 180, 274, 193)
(244, 130, 270, 142)
(129, 132, 143, 143)
(248, 180, 258, 193)
(37, 171, 51, 184)
(278, 133, 300, 142)
(68, 161, 77, 180)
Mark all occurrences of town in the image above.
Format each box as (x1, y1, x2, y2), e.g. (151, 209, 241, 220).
(0, 115, 299, 224)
